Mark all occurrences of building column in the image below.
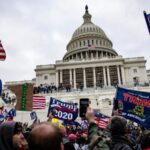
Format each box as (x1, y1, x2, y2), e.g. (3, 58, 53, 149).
(107, 66, 111, 86)
(60, 70, 62, 83)
(69, 69, 72, 86)
(103, 66, 107, 86)
(121, 65, 126, 85)
(93, 67, 96, 88)
(36, 75, 41, 86)
(117, 65, 121, 85)
(81, 52, 83, 60)
(86, 51, 88, 60)
(76, 54, 78, 60)
(96, 51, 99, 59)
(106, 52, 108, 57)
(101, 51, 103, 58)
(91, 52, 94, 59)
(83, 68, 87, 88)
(55, 71, 59, 87)
(73, 69, 76, 89)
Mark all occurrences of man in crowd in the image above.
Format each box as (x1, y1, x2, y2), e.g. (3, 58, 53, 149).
(28, 122, 64, 150)
(109, 116, 132, 150)
(0, 121, 28, 150)
(86, 107, 110, 150)
(86, 107, 133, 150)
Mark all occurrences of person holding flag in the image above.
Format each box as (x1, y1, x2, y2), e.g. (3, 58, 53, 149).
(85, 107, 110, 150)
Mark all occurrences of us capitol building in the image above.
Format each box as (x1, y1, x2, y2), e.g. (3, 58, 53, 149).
(35, 6, 148, 89)
(3, 6, 150, 123)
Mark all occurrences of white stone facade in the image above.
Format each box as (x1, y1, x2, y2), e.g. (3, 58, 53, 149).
(147, 69, 150, 83)
(35, 6, 148, 88)
(14, 86, 150, 124)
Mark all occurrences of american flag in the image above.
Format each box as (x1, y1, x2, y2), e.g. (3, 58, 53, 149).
(88, 44, 95, 49)
(32, 96, 46, 109)
(0, 41, 6, 61)
(95, 112, 111, 129)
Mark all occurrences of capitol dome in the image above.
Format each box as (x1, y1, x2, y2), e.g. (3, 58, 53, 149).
(63, 5, 118, 61)
(72, 21, 107, 40)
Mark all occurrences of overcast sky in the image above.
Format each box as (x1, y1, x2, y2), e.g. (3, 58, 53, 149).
(0, 0, 150, 83)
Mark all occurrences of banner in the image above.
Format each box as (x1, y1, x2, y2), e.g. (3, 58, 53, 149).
(115, 87, 150, 129)
(20, 83, 28, 111)
(48, 97, 78, 121)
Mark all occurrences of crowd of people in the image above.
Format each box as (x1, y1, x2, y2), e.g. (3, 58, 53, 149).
(0, 107, 150, 150)
(33, 82, 150, 95)
(33, 83, 84, 94)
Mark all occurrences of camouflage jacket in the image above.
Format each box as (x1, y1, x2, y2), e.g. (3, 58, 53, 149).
(88, 122, 110, 150)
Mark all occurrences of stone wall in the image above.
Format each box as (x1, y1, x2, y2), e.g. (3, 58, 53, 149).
(7, 83, 33, 111)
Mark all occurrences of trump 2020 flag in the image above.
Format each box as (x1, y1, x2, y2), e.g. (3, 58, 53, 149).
(143, 11, 150, 34)
(115, 87, 150, 129)
(47, 97, 78, 121)
(32, 96, 46, 109)
(0, 41, 6, 61)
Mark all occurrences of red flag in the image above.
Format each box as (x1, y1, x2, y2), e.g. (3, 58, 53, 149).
(0, 41, 6, 61)
(32, 96, 46, 109)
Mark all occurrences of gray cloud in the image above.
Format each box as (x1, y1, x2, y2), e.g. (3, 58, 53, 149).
(0, 0, 150, 83)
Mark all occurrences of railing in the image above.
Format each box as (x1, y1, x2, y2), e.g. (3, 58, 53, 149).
(33, 83, 150, 96)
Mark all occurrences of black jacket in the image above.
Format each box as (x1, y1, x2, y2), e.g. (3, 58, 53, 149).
(110, 135, 132, 150)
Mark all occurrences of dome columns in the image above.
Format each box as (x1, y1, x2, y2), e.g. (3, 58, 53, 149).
(63, 50, 117, 61)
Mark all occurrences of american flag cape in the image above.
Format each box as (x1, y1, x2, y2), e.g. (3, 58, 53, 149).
(95, 112, 111, 129)
(0, 41, 6, 61)
(32, 96, 46, 109)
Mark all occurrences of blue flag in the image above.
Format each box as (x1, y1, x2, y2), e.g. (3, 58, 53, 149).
(48, 97, 78, 121)
(0, 79, 2, 96)
(143, 11, 150, 34)
(95, 111, 110, 119)
(8, 108, 16, 117)
(30, 111, 37, 120)
(115, 87, 150, 129)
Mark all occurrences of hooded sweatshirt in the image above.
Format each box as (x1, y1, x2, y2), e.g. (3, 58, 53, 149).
(0, 121, 17, 150)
